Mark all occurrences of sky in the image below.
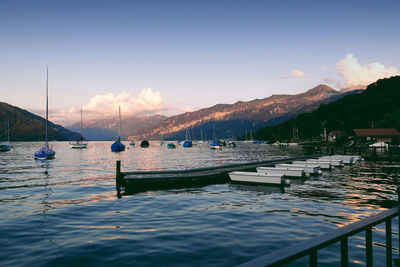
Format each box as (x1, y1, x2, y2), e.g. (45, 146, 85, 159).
(1, 0, 399, 125)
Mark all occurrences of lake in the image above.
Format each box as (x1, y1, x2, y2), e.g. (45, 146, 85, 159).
(0, 141, 399, 266)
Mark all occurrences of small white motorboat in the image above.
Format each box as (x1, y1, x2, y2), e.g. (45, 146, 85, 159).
(293, 160, 332, 170)
(275, 164, 320, 176)
(305, 160, 334, 169)
(70, 141, 88, 149)
(229, 171, 287, 186)
(286, 162, 323, 174)
(256, 167, 304, 178)
(317, 158, 344, 167)
(320, 155, 354, 165)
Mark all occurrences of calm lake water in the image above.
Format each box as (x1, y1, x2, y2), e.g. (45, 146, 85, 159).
(1, 141, 399, 266)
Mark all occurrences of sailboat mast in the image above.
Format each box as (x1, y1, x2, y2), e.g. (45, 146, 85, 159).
(213, 124, 216, 140)
(119, 106, 121, 138)
(80, 107, 83, 138)
(45, 68, 48, 144)
(3, 119, 5, 142)
(7, 120, 10, 142)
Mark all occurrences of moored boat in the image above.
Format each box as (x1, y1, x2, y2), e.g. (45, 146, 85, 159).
(70, 108, 88, 149)
(229, 171, 287, 186)
(0, 120, 12, 152)
(182, 128, 192, 147)
(167, 143, 176, 149)
(210, 140, 221, 149)
(140, 140, 150, 148)
(111, 106, 125, 152)
(302, 160, 333, 170)
(275, 163, 320, 176)
(34, 68, 55, 160)
(256, 167, 304, 178)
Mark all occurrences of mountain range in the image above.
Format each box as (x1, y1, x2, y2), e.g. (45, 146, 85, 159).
(1, 84, 362, 141)
(75, 84, 358, 140)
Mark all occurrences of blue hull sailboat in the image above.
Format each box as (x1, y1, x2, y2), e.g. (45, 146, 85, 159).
(0, 120, 13, 152)
(210, 123, 221, 149)
(182, 128, 192, 147)
(111, 137, 125, 151)
(111, 106, 125, 152)
(34, 68, 55, 160)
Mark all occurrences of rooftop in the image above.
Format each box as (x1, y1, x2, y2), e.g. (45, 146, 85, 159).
(353, 128, 400, 137)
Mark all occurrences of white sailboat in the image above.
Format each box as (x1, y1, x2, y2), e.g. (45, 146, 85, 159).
(70, 108, 88, 149)
(34, 68, 55, 160)
(160, 133, 164, 145)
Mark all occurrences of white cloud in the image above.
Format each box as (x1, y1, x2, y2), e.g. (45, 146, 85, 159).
(82, 87, 164, 117)
(88, 88, 163, 116)
(283, 69, 306, 79)
(47, 87, 168, 125)
(336, 53, 399, 90)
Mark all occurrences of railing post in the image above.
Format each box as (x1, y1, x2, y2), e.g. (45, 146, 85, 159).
(366, 227, 373, 267)
(341, 237, 348, 267)
(116, 160, 121, 190)
(398, 186, 400, 265)
(386, 220, 392, 267)
(310, 250, 317, 267)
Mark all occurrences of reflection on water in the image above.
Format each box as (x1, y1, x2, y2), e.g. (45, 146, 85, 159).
(230, 184, 285, 194)
(0, 141, 399, 266)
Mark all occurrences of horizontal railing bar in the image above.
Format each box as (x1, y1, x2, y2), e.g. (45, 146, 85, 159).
(238, 206, 400, 267)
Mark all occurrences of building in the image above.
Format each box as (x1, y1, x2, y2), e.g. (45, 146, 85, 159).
(353, 128, 400, 142)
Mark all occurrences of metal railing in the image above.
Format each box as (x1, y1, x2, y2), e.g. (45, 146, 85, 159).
(238, 186, 400, 267)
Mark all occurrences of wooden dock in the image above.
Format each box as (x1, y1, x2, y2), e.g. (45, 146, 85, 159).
(116, 156, 315, 194)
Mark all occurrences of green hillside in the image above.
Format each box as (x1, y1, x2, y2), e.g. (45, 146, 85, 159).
(254, 76, 400, 142)
(0, 102, 80, 141)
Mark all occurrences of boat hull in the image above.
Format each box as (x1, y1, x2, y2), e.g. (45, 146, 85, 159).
(293, 160, 332, 170)
(140, 140, 150, 148)
(70, 142, 88, 149)
(34, 144, 55, 160)
(0, 144, 12, 152)
(256, 167, 304, 178)
(275, 164, 320, 175)
(229, 171, 285, 186)
(183, 140, 192, 147)
(111, 141, 125, 152)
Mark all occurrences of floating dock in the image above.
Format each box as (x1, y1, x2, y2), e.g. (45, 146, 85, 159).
(116, 156, 314, 194)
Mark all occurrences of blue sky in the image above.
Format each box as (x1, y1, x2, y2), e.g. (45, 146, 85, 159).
(1, 0, 399, 125)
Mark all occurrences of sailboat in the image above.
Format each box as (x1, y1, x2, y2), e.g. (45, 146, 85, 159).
(160, 133, 164, 145)
(70, 108, 88, 149)
(111, 106, 125, 152)
(197, 129, 206, 145)
(0, 120, 13, 152)
(34, 68, 56, 160)
(182, 128, 192, 147)
(210, 124, 221, 149)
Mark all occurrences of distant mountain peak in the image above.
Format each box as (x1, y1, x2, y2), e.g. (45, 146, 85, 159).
(305, 84, 338, 95)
